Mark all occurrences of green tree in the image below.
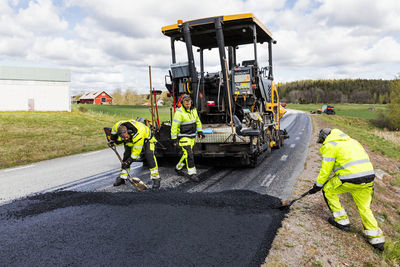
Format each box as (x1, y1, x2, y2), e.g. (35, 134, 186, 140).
(388, 79, 400, 130)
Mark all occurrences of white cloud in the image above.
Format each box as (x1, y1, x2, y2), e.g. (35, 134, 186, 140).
(16, 0, 68, 34)
(0, 0, 399, 92)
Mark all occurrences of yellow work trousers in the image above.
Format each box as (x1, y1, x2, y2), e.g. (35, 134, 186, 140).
(323, 176, 384, 245)
(176, 137, 196, 175)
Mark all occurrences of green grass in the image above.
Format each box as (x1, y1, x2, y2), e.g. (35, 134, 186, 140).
(287, 103, 387, 119)
(383, 237, 400, 265)
(0, 105, 171, 169)
(0, 111, 115, 168)
(288, 104, 400, 161)
(316, 115, 400, 161)
(74, 104, 172, 122)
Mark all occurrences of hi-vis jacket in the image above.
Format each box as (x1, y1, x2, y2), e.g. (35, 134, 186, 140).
(111, 120, 152, 160)
(316, 129, 375, 187)
(171, 106, 202, 139)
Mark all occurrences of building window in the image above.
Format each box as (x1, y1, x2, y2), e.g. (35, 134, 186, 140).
(101, 97, 106, 102)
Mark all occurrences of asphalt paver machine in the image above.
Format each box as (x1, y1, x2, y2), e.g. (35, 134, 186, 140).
(155, 13, 288, 166)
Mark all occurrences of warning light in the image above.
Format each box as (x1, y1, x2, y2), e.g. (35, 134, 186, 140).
(207, 101, 215, 106)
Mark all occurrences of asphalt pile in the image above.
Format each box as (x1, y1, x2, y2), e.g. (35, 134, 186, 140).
(0, 190, 287, 266)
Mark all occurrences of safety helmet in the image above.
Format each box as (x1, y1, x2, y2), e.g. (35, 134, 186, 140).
(317, 128, 331, 143)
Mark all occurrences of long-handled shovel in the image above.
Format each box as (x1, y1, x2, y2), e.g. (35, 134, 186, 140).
(280, 190, 310, 209)
(103, 127, 147, 191)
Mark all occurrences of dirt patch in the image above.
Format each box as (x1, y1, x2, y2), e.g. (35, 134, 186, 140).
(263, 116, 400, 266)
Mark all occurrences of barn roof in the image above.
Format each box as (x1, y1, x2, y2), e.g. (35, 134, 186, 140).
(79, 91, 112, 100)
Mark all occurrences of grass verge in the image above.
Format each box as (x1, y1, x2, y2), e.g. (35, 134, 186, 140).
(0, 105, 170, 169)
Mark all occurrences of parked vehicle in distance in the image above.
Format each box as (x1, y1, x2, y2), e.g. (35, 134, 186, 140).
(310, 104, 336, 115)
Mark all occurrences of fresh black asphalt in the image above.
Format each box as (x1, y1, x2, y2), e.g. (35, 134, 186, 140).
(0, 190, 287, 266)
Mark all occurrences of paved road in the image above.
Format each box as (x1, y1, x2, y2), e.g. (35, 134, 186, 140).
(0, 110, 311, 266)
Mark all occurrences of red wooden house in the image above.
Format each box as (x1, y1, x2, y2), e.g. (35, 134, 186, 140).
(79, 91, 113, 104)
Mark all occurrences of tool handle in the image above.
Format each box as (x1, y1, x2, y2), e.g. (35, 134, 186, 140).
(289, 191, 310, 206)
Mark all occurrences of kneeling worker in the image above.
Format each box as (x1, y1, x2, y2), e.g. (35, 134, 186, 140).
(109, 120, 161, 189)
(309, 128, 385, 251)
(171, 94, 204, 181)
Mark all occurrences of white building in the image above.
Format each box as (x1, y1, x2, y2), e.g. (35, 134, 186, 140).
(0, 66, 71, 111)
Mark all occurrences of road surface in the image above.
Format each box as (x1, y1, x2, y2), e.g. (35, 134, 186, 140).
(0, 110, 311, 266)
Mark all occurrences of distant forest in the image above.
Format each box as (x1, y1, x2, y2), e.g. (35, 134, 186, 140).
(278, 79, 395, 104)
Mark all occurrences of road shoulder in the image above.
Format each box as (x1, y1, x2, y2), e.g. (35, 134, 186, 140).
(263, 116, 399, 266)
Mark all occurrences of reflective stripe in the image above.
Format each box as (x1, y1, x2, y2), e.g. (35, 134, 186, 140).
(120, 169, 129, 178)
(177, 109, 183, 113)
(336, 218, 350, 225)
(369, 236, 385, 245)
(339, 133, 348, 137)
(322, 157, 335, 162)
(188, 167, 197, 175)
(315, 182, 323, 187)
(131, 155, 139, 159)
(339, 170, 375, 180)
(333, 209, 347, 218)
(173, 119, 181, 124)
(171, 135, 178, 138)
(334, 159, 370, 172)
(152, 174, 160, 179)
(150, 169, 159, 174)
(176, 163, 185, 169)
(178, 133, 196, 137)
(329, 141, 337, 146)
(132, 137, 142, 144)
(365, 229, 383, 237)
(133, 145, 143, 149)
(196, 128, 202, 131)
(181, 120, 196, 125)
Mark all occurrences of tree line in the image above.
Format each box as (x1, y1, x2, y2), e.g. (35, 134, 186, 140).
(278, 79, 393, 104)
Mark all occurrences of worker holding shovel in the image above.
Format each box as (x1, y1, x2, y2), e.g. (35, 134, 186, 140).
(109, 120, 161, 190)
(309, 128, 385, 251)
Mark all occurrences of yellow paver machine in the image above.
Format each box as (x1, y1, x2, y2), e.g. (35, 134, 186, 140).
(155, 13, 288, 166)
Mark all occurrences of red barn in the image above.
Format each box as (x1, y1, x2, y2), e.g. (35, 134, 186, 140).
(79, 91, 113, 105)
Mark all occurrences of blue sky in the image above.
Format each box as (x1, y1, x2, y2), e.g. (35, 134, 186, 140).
(1, 0, 400, 94)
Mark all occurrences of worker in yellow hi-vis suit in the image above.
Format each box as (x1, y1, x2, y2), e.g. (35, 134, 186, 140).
(110, 120, 160, 189)
(171, 94, 204, 182)
(309, 128, 385, 251)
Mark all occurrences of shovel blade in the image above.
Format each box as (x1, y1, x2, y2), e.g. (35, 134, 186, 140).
(128, 177, 148, 191)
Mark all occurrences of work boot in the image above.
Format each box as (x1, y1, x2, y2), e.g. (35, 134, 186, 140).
(113, 177, 125, 186)
(187, 174, 200, 182)
(152, 179, 161, 190)
(372, 242, 385, 251)
(175, 168, 185, 176)
(328, 216, 350, 232)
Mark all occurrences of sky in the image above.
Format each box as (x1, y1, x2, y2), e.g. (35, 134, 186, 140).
(1, 0, 400, 95)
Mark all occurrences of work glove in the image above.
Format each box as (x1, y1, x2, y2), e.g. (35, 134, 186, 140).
(121, 158, 134, 169)
(308, 183, 322, 194)
(197, 131, 205, 139)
